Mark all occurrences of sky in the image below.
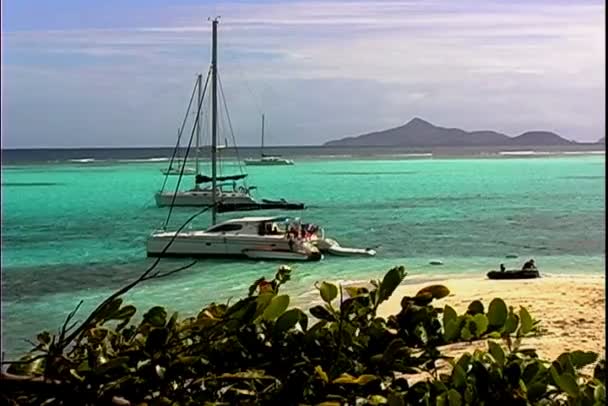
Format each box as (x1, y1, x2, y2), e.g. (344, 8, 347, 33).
(1, 0, 605, 148)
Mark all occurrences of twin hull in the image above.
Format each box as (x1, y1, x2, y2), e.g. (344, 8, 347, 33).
(147, 232, 322, 261)
(155, 191, 257, 207)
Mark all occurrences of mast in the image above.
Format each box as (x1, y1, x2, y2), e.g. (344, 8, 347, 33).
(261, 114, 265, 157)
(211, 18, 219, 224)
(195, 73, 202, 181)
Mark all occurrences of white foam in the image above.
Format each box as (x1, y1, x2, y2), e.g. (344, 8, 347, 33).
(117, 157, 170, 162)
(69, 158, 95, 163)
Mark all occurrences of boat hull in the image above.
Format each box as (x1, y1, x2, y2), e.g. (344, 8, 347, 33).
(486, 270, 540, 280)
(146, 232, 321, 261)
(155, 190, 257, 207)
(244, 159, 294, 166)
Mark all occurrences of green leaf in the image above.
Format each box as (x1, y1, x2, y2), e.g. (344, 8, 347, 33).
(447, 389, 462, 406)
(467, 300, 484, 315)
(95, 298, 123, 324)
(95, 356, 130, 375)
(274, 308, 303, 335)
(377, 266, 406, 304)
(314, 365, 329, 383)
(143, 306, 167, 327)
(309, 305, 336, 321)
(452, 365, 467, 388)
(444, 319, 461, 342)
(354, 374, 379, 385)
(472, 314, 489, 337)
(6, 354, 45, 376)
(416, 284, 450, 300)
(443, 305, 458, 325)
(319, 282, 338, 303)
(594, 383, 606, 403)
(555, 372, 580, 398)
(487, 298, 508, 327)
(412, 292, 433, 306)
(333, 373, 356, 384)
(569, 351, 598, 369)
(519, 306, 533, 334)
(262, 295, 289, 320)
(502, 312, 519, 335)
(527, 382, 548, 401)
(488, 341, 505, 366)
(460, 325, 473, 341)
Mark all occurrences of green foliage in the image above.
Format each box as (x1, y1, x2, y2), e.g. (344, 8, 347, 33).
(2, 265, 604, 406)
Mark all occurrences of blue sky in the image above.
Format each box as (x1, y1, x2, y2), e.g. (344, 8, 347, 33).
(2, 0, 605, 148)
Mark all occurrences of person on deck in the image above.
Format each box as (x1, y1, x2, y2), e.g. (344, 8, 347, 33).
(522, 259, 536, 270)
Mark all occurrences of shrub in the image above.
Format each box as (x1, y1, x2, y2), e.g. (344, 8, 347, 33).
(2, 265, 604, 405)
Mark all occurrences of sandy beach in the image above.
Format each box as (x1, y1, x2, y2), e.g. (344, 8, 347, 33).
(378, 274, 606, 371)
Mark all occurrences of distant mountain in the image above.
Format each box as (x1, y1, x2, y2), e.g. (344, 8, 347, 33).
(597, 137, 605, 144)
(323, 117, 574, 147)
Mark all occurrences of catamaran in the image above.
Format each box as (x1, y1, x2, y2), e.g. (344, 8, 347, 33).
(146, 19, 375, 261)
(244, 114, 294, 166)
(155, 72, 256, 207)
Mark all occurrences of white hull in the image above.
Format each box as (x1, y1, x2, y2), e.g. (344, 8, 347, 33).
(146, 231, 322, 261)
(313, 238, 377, 257)
(244, 157, 294, 166)
(243, 249, 319, 261)
(155, 190, 256, 207)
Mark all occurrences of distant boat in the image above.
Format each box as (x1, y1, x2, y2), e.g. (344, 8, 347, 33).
(244, 114, 294, 166)
(161, 128, 196, 175)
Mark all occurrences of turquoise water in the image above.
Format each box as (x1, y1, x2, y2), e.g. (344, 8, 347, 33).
(1, 154, 605, 358)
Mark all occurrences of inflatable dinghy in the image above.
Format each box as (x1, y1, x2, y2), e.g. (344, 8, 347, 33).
(314, 238, 376, 257)
(487, 269, 540, 280)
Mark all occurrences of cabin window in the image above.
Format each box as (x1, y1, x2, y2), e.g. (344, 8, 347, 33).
(207, 223, 243, 232)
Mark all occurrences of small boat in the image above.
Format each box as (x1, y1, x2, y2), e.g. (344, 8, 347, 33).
(313, 238, 376, 257)
(244, 115, 294, 166)
(487, 269, 540, 280)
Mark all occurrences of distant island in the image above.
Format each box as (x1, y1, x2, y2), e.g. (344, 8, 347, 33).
(323, 117, 585, 147)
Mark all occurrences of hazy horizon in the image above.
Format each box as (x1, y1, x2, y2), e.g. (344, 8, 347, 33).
(2, 0, 605, 148)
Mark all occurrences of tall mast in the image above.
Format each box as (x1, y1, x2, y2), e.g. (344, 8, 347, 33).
(211, 18, 219, 224)
(195, 73, 202, 179)
(261, 114, 265, 157)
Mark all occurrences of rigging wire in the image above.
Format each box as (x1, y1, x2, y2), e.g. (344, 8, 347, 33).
(163, 69, 211, 229)
(217, 71, 246, 178)
(160, 76, 200, 193)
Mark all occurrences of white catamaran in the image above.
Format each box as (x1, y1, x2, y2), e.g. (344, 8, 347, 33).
(155, 72, 256, 207)
(146, 19, 375, 261)
(244, 114, 294, 166)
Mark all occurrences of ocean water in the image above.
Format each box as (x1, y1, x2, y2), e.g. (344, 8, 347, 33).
(1, 152, 605, 359)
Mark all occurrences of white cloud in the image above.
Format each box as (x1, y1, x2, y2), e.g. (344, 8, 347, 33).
(2, 0, 605, 146)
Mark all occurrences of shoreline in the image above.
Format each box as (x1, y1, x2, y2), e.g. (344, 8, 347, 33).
(377, 275, 606, 365)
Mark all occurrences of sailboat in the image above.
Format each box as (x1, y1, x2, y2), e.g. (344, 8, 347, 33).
(245, 114, 294, 166)
(154, 72, 257, 208)
(161, 128, 196, 175)
(146, 19, 375, 261)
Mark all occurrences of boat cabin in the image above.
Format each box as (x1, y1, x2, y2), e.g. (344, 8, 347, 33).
(204, 216, 319, 238)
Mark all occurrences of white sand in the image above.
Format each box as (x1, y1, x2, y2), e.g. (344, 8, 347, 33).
(378, 275, 605, 370)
